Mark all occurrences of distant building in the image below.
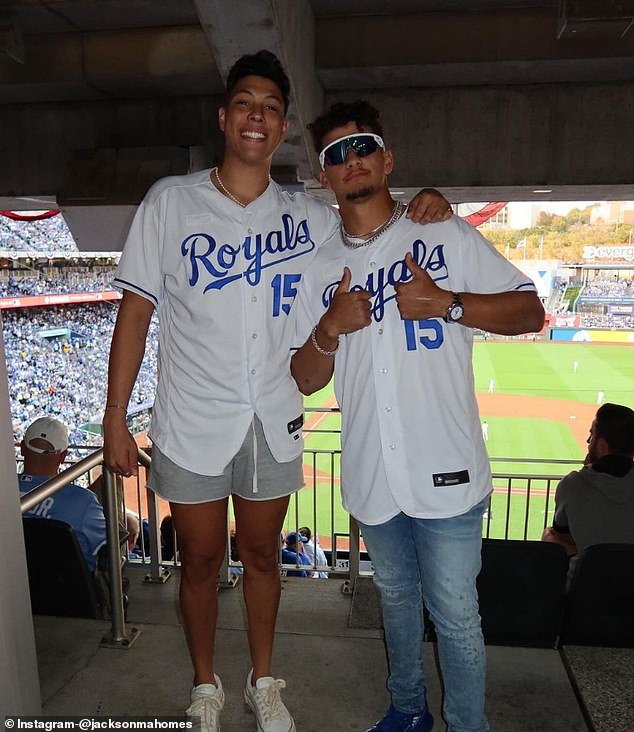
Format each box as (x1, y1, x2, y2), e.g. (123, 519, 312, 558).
(590, 202, 634, 226)
(478, 203, 543, 231)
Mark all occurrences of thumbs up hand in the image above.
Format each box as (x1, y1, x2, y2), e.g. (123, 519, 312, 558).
(395, 253, 451, 320)
(334, 266, 352, 295)
(318, 267, 372, 344)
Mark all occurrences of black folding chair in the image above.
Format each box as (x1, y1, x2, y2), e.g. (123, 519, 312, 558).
(561, 543, 634, 647)
(476, 538, 569, 647)
(22, 517, 102, 619)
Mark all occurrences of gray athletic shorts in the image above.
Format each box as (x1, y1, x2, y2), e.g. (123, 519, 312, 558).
(147, 417, 304, 505)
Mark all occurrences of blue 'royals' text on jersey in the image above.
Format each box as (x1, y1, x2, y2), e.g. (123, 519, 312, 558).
(294, 214, 537, 523)
(115, 170, 338, 475)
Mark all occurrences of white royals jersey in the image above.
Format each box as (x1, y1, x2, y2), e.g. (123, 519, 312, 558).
(115, 170, 338, 475)
(294, 214, 537, 523)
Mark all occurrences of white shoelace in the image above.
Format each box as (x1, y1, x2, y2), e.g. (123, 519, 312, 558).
(252, 679, 288, 721)
(187, 691, 224, 730)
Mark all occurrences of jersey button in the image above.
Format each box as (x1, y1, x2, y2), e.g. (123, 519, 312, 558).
(377, 328, 383, 335)
(380, 368, 388, 374)
(251, 296, 257, 303)
(385, 406, 392, 413)
(247, 228, 253, 234)
(251, 333, 258, 339)
(389, 444, 396, 450)
(250, 369, 257, 375)
(370, 261, 377, 268)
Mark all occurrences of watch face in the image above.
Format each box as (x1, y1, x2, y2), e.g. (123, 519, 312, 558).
(449, 302, 464, 321)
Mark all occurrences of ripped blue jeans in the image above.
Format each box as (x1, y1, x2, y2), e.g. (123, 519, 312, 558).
(358, 497, 490, 732)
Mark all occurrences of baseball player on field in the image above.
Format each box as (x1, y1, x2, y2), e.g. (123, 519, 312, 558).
(291, 100, 545, 732)
(103, 52, 450, 732)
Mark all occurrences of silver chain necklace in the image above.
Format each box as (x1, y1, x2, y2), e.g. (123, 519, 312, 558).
(212, 166, 270, 208)
(340, 201, 406, 249)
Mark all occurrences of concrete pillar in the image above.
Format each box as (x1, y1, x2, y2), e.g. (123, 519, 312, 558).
(0, 314, 41, 716)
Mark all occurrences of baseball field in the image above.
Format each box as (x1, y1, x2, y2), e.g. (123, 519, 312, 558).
(284, 340, 634, 545)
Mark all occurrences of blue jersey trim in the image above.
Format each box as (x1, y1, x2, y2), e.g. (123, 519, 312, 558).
(114, 278, 158, 306)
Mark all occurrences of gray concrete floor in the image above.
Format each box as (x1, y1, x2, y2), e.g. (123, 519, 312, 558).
(34, 566, 589, 732)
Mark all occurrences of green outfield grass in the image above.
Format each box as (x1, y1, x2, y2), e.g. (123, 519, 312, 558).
(286, 341, 634, 544)
(473, 341, 634, 404)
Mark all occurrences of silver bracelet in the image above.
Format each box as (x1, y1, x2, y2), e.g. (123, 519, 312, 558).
(310, 325, 339, 357)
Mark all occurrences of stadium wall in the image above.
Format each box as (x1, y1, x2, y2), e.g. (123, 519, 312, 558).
(549, 327, 634, 343)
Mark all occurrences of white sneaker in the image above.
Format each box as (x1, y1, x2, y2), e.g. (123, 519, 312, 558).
(186, 676, 225, 732)
(244, 669, 296, 732)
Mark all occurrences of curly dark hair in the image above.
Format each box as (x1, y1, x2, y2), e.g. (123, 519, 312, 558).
(308, 100, 384, 154)
(225, 50, 290, 114)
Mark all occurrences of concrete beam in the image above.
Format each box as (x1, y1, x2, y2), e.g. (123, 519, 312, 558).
(0, 96, 223, 198)
(0, 26, 221, 104)
(323, 81, 634, 190)
(315, 9, 634, 70)
(192, 0, 323, 181)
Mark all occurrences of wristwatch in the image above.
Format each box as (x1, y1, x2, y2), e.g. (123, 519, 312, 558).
(444, 292, 464, 323)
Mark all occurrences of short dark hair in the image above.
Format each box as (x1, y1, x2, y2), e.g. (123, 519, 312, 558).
(225, 50, 290, 114)
(298, 526, 312, 541)
(308, 100, 384, 154)
(595, 403, 634, 455)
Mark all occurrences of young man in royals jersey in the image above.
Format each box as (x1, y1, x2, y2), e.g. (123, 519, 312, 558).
(291, 101, 544, 732)
(103, 52, 450, 732)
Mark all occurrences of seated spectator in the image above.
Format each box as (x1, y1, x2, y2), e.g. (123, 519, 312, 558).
(298, 525, 328, 579)
(19, 416, 107, 573)
(281, 532, 312, 577)
(542, 403, 634, 576)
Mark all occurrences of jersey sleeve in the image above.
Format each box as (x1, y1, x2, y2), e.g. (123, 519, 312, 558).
(113, 184, 166, 307)
(453, 217, 537, 294)
(292, 260, 325, 351)
(305, 194, 339, 247)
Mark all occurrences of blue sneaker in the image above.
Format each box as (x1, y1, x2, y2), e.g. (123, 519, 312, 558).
(364, 704, 433, 732)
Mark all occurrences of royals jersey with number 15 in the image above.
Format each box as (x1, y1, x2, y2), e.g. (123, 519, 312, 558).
(115, 170, 338, 476)
(294, 214, 537, 524)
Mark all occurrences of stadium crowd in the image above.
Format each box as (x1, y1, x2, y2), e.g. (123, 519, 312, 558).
(0, 267, 117, 297)
(3, 302, 158, 447)
(578, 313, 634, 329)
(582, 278, 634, 299)
(0, 215, 77, 254)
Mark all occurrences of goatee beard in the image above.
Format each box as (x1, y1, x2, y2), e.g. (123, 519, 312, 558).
(346, 186, 375, 202)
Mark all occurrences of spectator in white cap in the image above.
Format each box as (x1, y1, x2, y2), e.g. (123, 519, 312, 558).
(19, 416, 106, 573)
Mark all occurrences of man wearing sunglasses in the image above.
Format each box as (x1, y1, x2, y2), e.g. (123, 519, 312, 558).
(291, 100, 544, 732)
(104, 52, 450, 732)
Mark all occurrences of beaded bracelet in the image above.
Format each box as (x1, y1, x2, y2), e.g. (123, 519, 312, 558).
(105, 404, 128, 412)
(310, 325, 339, 357)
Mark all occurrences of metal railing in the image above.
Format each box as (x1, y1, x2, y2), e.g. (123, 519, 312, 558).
(20, 450, 142, 649)
(18, 432, 582, 627)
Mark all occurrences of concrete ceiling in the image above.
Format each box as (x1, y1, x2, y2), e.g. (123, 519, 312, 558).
(2, 0, 634, 216)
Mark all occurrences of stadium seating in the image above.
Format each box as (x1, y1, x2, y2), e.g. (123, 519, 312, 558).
(560, 543, 634, 648)
(476, 538, 569, 648)
(22, 517, 102, 619)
